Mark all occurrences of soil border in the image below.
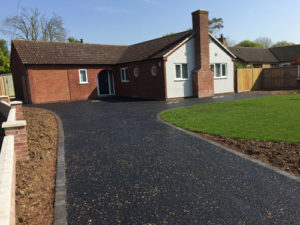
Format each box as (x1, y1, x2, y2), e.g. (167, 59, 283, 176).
(157, 111, 300, 183)
(30, 108, 67, 225)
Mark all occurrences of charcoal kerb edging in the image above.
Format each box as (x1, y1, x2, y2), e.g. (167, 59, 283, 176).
(50, 110, 68, 225)
(157, 110, 300, 183)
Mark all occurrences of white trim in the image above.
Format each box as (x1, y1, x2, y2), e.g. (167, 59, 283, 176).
(79, 69, 88, 84)
(163, 34, 194, 58)
(210, 63, 227, 79)
(174, 63, 189, 80)
(209, 33, 236, 58)
(97, 70, 116, 97)
(120, 67, 129, 82)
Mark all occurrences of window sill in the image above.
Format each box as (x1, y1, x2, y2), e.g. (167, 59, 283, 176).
(214, 77, 227, 80)
(174, 78, 190, 82)
(79, 82, 89, 85)
(121, 80, 130, 83)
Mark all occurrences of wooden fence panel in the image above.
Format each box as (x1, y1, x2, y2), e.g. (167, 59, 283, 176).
(262, 66, 300, 90)
(237, 68, 262, 92)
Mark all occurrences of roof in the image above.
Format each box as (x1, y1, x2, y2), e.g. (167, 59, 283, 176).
(270, 45, 300, 62)
(12, 30, 193, 65)
(118, 30, 193, 63)
(229, 47, 278, 63)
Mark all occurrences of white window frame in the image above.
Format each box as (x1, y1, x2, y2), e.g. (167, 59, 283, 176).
(210, 63, 227, 79)
(120, 67, 129, 82)
(175, 63, 189, 80)
(79, 69, 88, 84)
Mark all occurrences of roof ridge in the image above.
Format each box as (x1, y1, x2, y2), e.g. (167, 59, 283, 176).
(12, 39, 129, 48)
(128, 30, 192, 47)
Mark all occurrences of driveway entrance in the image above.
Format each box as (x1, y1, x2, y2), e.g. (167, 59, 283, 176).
(39, 93, 300, 225)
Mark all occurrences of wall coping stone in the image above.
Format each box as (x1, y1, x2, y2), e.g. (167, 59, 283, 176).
(0, 135, 15, 225)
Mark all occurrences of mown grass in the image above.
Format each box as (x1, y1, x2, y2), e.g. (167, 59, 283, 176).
(160, 94, 300, 143)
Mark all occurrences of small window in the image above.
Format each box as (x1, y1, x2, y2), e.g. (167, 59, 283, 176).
(120, 68, 129, 82)
(210, 63, 227, 78)
(79, 69, 88, 84)
(175, 63, 188, 79)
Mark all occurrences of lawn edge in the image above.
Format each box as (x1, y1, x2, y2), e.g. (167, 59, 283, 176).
(157, 110, 300, 183)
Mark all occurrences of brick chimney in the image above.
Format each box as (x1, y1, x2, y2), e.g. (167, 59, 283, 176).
(218, 34, 226, 46)
(192, 10, 214, 98)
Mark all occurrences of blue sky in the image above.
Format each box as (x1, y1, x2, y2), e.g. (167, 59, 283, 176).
(1, 0, 300, 46)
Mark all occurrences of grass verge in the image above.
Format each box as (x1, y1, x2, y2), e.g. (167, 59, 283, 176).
(161, 94, 300, 143)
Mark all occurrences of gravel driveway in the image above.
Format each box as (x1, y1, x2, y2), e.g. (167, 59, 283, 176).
(40, 93, 300, 225)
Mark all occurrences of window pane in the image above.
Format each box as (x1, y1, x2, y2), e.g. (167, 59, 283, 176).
(215, 64, 221, 77)
(125, 68, 129, 80)
(176, 65, 181, 78)
(210, 64, 214, 72)
(222, 64, 226, 76)
(182, 64, 188, 78)
(80, 70, 87, 82)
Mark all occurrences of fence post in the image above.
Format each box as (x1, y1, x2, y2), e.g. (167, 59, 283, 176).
(270, 68, 273, 89)
(252, 68, 254, 88)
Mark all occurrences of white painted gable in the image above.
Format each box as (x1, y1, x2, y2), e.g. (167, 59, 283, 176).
(165, 37, 234, 98)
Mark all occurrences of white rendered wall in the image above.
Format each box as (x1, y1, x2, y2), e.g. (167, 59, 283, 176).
(165, 38, 195, 98)
(165, 37, 234, 98)
(209, 39, 234, 94)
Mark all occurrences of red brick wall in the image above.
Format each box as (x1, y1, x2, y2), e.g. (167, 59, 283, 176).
(67, 66, 112, 100)
(13, 59, 166, 103)
(28, 67, 71, 103)
(114, 59, 166, 100)
(26, 65, 111, 103)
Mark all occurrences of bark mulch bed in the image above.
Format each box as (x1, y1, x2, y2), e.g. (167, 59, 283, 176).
(16, 107, 58, 225)
(198, 132, 300, 177)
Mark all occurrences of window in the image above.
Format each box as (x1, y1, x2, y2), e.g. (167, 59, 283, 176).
(175, 63, 188, 79)
(120, 68, 129, 82)
(210, 63, 227, 78)
(79, 69, 88, 84)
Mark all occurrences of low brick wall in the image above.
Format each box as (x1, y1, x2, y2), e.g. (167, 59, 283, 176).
(1, 101, 28, 160)
(0, 98, 28, 225)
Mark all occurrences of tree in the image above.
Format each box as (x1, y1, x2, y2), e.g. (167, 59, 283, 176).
(209, 17, 224, 35)
(0, 40, 9, 57)
(0, 39, 10, 74)
(225, 36, 236, 47)
(162, 32, 175, 37)
(68, 37, 81, 43)
(235, 40, 264, 48)
(272, 41, 295, 48)
(255, 37, 272, 48)
(1, 7, 67, 42)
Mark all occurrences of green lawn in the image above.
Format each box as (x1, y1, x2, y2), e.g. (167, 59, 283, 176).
(160, 94, 300, 143)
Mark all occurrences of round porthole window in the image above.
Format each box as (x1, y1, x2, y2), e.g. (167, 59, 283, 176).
(133, 67, 139, 78)
(151, 65, 158, 76)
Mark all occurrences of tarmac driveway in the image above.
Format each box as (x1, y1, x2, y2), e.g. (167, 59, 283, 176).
(40, 93, 300, 225)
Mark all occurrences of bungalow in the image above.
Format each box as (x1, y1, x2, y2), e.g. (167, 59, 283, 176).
(229, 45, 300, 68)
(11, 10, 236, 104)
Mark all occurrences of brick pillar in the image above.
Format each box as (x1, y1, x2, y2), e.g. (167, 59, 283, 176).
(4, 126, 29, 160)
(10, 101, 24, 120)
(2, 101, 29, 160)
(192, 10, 214, 98)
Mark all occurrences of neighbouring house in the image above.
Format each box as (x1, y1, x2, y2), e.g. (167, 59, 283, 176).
(230, 45, 300, 68)
(10, 9, 236, 104)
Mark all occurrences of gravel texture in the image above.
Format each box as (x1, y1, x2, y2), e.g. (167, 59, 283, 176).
(39, 93, 300, 225)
